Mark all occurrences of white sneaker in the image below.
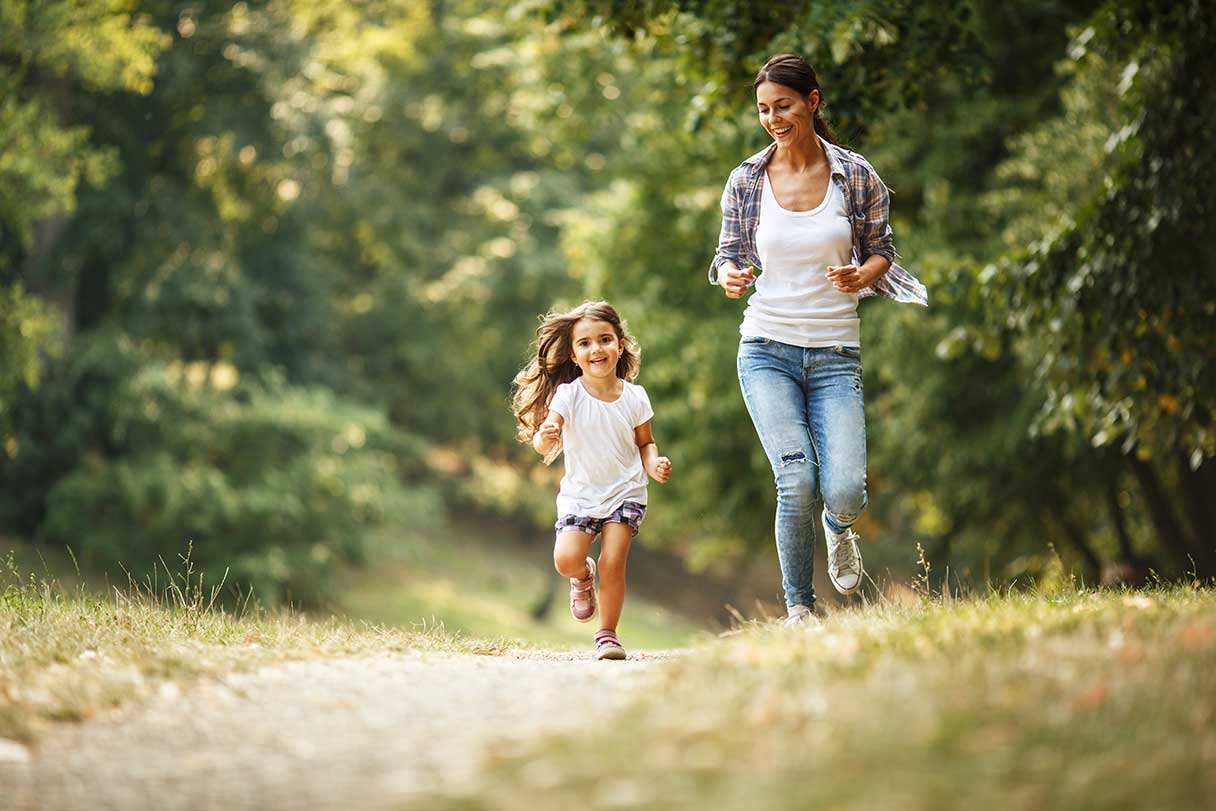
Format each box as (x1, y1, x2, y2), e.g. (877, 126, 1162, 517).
(784, 604, 818, 627)
(822, 511, 863, 595)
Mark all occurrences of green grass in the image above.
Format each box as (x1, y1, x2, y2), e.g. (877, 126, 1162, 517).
(409, 587, 1216, 811)
(334, 522, 706, 650)
(0, 549, 489, 743)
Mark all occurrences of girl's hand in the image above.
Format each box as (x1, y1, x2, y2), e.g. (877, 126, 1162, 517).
(721, 265, 755, 299)
(533, 419, 562, 454)
(649, 456, 672, 483)
(826, 263, 883, 294)
(537, 420, 561, 443)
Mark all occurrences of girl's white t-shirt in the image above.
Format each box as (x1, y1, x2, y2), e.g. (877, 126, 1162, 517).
(740, 172, 860, 347)
(549, 378, 653, 519)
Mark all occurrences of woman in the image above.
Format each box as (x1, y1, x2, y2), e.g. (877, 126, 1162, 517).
(710, 54, 927, 624)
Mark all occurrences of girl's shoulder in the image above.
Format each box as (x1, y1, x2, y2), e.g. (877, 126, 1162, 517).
(622, 380, 653, 414)
(549, 379, 583, 409)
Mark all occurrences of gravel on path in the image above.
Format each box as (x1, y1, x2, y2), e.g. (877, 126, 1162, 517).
(0, 648, 679, 811)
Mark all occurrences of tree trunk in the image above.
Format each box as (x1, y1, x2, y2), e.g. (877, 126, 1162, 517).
(1178, 454, 1215, 567)
(20, 73, 79, 337)
(20, 214, 75, 339)
(528, 571, 557, 622)
(1104, 477, 1153, 586)
(1127, 455, 1208, 575)
(1055, 513, 1103, 585)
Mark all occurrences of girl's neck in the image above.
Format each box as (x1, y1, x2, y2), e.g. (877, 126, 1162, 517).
(579, 374, 624, 402)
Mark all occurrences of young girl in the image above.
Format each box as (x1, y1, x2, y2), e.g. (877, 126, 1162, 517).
(512, 301, 672, 660)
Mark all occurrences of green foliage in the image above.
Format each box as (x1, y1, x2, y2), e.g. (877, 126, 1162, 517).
(0, 283, 64, 436)
(2, 0, 1211, 593)
(990, 0, 1216, 463)
(0, 0, 168, 250)
(2, 0, 595, 590)
(5, 335, 437, 605)
(549, 0, 1212, 580)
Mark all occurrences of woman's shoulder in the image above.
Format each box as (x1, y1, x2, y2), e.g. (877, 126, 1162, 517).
(726, 145, 775, 184)
(826, 141, 883, 179)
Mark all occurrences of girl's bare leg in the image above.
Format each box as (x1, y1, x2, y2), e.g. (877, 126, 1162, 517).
(596, 522, 633, 631)
(553, 530, 594, 579)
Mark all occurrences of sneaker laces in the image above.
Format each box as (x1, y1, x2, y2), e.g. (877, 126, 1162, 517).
(830, 528, 860, 577)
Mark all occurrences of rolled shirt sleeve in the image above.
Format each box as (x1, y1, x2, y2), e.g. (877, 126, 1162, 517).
(857, 165, 897, 264)
(708, 170, 745, 285)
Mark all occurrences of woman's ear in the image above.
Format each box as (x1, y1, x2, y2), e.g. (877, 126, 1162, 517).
(808, 88, 821, 114)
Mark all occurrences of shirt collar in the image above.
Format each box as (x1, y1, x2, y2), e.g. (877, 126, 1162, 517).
(742, 137, 847, 181)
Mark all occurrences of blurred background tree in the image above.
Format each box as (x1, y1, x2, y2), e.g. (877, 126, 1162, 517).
(1, 0, 1211, 607)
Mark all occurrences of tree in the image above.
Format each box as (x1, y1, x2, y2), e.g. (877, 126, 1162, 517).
(540, 0, 1206, 582)
(988, 0, 1216, 574)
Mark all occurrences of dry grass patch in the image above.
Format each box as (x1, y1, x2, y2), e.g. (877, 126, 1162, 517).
(0, 551, 506, 742)
(414, 587, 1216, 811)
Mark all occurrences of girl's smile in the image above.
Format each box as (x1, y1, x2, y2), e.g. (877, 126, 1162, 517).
(570, 317, 621, 381)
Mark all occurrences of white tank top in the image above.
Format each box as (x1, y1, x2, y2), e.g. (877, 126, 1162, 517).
(740, 172, 860, 348)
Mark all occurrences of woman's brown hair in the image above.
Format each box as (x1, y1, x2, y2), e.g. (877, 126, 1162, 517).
(753, 53, 837, 145)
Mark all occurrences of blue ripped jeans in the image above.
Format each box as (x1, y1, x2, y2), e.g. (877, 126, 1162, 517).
(737, 336, 868, 610)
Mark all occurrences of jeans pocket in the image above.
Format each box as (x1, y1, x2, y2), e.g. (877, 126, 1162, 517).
(740, 336, 771, 346)
(831, 344, 861, 359)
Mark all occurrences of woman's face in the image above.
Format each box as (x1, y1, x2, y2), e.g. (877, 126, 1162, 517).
(755, 81, 819, 148)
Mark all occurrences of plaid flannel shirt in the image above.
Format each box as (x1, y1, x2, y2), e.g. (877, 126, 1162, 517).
(709, 141, 928, 305)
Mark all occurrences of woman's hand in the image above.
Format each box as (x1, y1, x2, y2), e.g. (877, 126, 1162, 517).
(721, 264, 755, 299)
(826, 260, 889, 294)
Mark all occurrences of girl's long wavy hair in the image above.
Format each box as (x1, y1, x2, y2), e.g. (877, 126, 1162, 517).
(512, 301, 640, 445)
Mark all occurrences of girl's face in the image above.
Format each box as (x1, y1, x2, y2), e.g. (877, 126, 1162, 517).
(755, 81, 819, 148)
(570, 317, 621, 380)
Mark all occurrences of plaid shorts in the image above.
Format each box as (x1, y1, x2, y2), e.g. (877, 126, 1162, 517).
(555, 500, 647, 538)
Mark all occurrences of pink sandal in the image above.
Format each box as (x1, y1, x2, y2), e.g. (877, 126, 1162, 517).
(569, 556, 597, 623)
(594, 629, 626, 660)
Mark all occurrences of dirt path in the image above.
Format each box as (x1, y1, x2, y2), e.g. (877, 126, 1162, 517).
(0, 649, 679, 811)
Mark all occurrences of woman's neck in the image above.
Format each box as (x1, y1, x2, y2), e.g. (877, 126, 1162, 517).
(773, 133, 827, 174)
